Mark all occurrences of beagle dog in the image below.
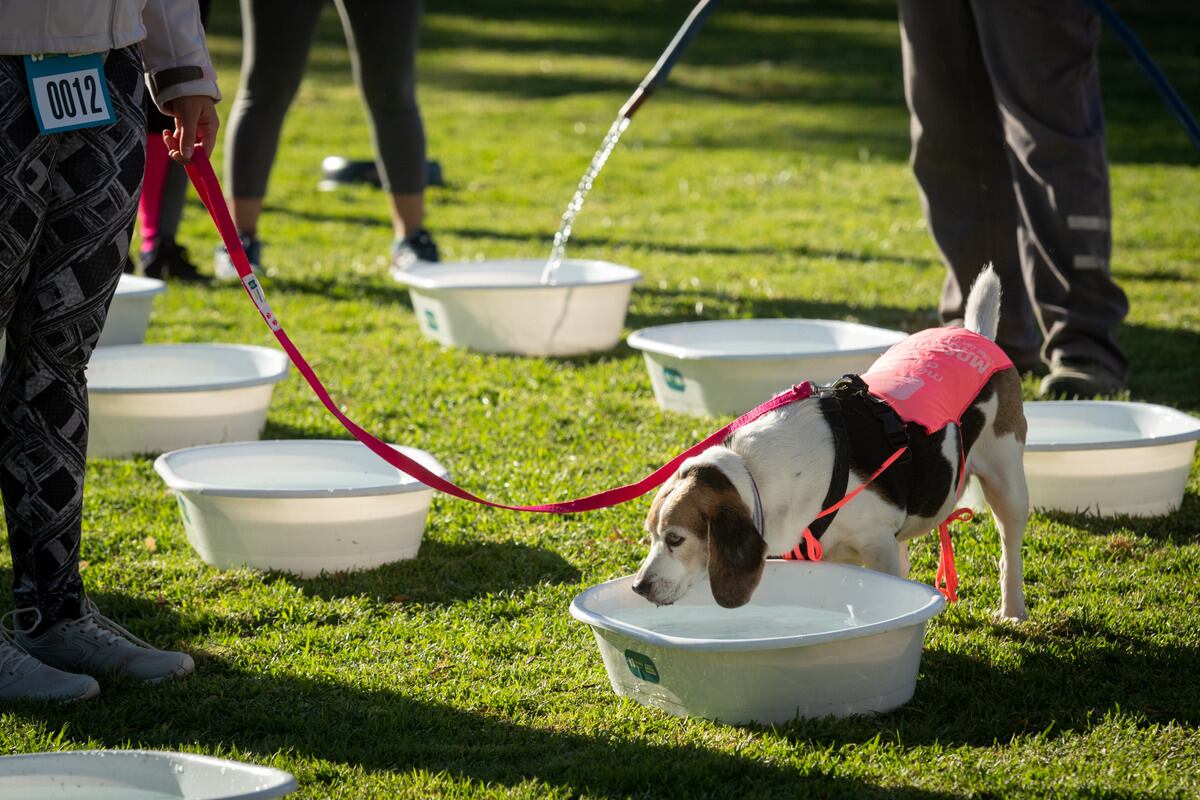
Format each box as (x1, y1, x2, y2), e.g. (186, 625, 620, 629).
(632, 267, 1029, 620)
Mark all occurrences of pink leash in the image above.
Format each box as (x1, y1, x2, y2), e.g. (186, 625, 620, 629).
(184, 145, 971, 601)
(182, 146, 815, 514)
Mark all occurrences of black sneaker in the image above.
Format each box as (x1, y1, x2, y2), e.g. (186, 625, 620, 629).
(143, 240, 206, 283)
(389, 229, 440, 278)
(1039, 354, 1126, 399)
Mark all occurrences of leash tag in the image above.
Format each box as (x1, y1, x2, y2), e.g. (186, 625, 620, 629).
(242, 274, 281, 331)
(23, 54, 115, 134)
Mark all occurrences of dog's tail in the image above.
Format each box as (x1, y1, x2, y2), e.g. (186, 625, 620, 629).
(964, 264, 1002, 341)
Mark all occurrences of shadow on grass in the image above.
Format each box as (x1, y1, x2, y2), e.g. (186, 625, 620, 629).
(438, 224, 943, 269)
(417, 0, 1198, 166)
(776, 611, 1200, 749)
(259, 418, 342, 441)
(625, 285, 930, 333)
(1121, 322, 1200, 413)
(13, 654, 951, 799)
(204, 0, 1198, 165)
(1036, 492, 1200, 547)
(8, 594, 1193, 797)
(277, 538, 580, 605)
(266, 272, 415, 311)
(259, 203, 392, 231)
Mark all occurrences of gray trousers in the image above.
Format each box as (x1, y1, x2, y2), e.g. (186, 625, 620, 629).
(225, 0, 427, 198)
(899, 0, 1129, 379)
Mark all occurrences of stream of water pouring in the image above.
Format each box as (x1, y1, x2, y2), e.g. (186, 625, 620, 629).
(540, 116, 632, 285)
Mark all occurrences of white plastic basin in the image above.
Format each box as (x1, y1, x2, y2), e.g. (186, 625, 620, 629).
(154, 440, 448, 577)
(87, 344, 290, 459)
(627, 319, 909, 416)
(0, 750, 296, 800)
(394, 259, 641, 356)
(1022, 401, 1200, 516)
(98, 274, 167, 347)
(570, 561, 945, 724)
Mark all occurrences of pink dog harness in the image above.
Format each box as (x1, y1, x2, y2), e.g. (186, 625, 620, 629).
(781, 327, 1012, 602)
(862, 327, 1013, 434)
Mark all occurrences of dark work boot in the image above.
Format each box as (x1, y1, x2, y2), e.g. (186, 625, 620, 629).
(1040, 354, 1126, 398)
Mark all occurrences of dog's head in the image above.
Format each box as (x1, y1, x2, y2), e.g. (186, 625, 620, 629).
(632, 449, 767, 608)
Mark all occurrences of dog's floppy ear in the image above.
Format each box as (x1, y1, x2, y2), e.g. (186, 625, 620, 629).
(705, 487, 767, 609)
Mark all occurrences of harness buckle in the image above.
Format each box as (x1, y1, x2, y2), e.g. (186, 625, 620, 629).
(874, 403, 911, 456)
(833, 373, 912, 465)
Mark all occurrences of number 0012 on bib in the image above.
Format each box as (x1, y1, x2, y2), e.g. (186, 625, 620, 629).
(23, 53, 115, 134)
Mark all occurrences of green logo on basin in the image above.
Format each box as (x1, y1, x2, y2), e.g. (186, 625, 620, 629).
(424, 309, 439, 332)
(662, 366, 686, 392)
(625, 649, 660, 683)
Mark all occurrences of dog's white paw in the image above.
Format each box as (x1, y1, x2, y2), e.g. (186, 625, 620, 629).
(995, 607, 1027, 622)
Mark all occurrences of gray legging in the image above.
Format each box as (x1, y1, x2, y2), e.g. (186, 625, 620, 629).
(225, 0, 427, 198)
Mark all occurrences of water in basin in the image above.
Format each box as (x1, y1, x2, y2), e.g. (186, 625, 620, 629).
(612, 602, 865, 640)
(203, 465, 403, 492)
(2, 786, 181, 800)
(1026, 423, 1143, 446)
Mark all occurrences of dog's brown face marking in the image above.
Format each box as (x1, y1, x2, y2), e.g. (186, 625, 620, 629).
(636, 464, 765, 606)
(992, 367, 1027, 443)
(644, 467, 733, 573)
(646, 473, 709, 572)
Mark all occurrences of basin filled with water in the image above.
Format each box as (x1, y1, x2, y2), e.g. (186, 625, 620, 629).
(0, 750, 296, 800)
(154, 440, 447, 576)
(627, 319, 908, 416)
(570, 561, 945, 724)
(961, 400, 1200, 517)
(395, 259, 640, 356)
(87, 344, 289, 458)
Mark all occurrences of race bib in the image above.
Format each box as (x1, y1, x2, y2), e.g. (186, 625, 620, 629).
(23, 53, 116, 134)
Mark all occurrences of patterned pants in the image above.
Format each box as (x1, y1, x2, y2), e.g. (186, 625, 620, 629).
(0, 48, 146, 622)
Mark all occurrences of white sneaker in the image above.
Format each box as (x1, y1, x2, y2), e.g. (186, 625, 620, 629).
(215, 233, 262, 282)
(0, 623, 99, 702)
(388, 229, 439, 280)
(15, 600, 193, 685)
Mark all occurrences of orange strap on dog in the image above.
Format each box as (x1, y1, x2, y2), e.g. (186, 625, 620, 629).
(934, 443, 972, 602)
(935, 508, 972, 602)
(782, 444, 909, 561)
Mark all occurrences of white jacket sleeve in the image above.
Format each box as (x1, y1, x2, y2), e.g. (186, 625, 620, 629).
(140, 0, 221, 112)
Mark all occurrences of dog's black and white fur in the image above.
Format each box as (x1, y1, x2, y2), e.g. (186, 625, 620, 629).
(633, 267, 1029, 620)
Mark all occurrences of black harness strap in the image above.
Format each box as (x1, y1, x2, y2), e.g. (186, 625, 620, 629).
(806, 393, 850, 541)
(784, 374, 911, 560)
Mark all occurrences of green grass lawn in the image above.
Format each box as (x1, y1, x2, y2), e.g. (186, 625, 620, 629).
(3, 1, 1200, 796)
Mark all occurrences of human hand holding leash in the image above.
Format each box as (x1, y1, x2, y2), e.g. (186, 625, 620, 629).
(162, 95, 219, 164)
